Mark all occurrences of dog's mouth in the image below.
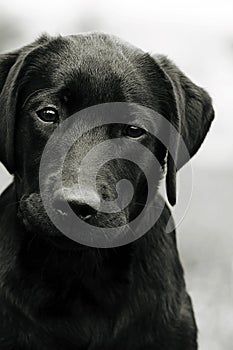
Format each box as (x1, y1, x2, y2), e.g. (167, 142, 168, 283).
(18, 192, 130, 248)
(18, 194, 89, 250)
(18, 193, 55, 233)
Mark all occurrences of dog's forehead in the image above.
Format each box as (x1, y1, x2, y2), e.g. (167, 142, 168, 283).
(52, 33, 144, 67)
(24, 34, 143, 83)
(18, 34, 156, 106)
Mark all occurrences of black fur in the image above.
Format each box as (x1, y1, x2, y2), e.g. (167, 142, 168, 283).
(0, 33, 214, 349)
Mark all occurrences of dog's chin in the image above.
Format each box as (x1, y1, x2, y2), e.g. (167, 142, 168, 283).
(44, 234, 90, 251)
(18, 193, 89, 251)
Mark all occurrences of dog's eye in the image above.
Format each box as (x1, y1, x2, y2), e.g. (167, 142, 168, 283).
(124, 125, 146, 139)
(36, 107, 59, 123)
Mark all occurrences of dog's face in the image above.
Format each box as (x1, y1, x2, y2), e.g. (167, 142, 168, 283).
(14, 34, 167, 242)
(0, 33, 214, 247)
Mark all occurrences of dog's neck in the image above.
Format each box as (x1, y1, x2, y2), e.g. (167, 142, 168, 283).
(0, 184, 133, 311)
(0, 183, 184, 324)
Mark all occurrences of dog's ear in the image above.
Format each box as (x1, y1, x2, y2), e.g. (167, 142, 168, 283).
(0, 35, 51, 174)
(153, 55, 214, 206)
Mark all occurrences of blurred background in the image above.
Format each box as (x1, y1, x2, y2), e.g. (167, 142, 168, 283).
(0, 0, 232, 348)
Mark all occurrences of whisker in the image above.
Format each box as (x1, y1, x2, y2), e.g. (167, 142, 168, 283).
(27, 232, 38, 252)
(5, 200, 22, 209)
(40, 246, 56, 281)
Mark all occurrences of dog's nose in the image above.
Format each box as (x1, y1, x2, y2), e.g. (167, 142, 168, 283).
(53, 188, 100, 221)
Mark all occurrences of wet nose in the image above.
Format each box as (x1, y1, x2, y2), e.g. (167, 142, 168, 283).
(53, 188, 100, 221)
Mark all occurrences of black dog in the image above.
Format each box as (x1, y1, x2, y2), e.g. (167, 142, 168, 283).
(0, 33, 214, 349)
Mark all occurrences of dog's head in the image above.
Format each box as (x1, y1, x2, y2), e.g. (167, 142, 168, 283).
(0, 33, 214, 246)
